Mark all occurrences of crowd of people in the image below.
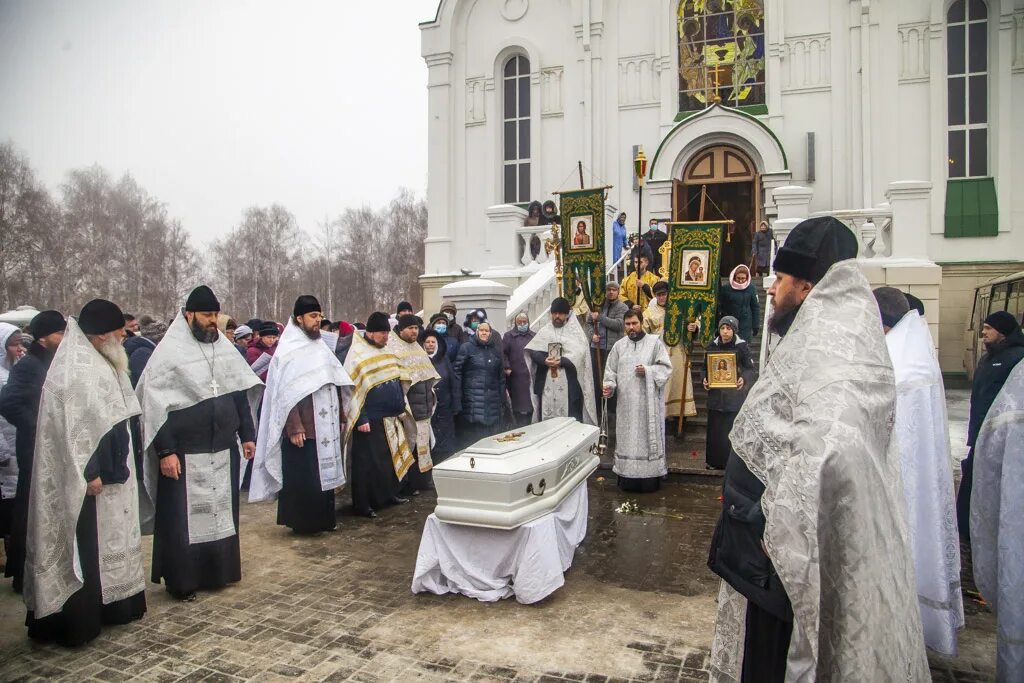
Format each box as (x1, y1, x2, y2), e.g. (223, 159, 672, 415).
(0, 215, 1021, 679)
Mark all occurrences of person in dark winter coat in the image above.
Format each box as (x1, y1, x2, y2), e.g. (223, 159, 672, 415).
(0, 310, 66, 593)
(718, 265, 759, 341)
(956, 310, 1024, 540)
(428, 312, 461, 363)
(541, 200, 560, 226)
(453, 322, 506, 447)
(502, 312, 536, 426)
(419, 329, 458, 462)
(438, 302, 464, 344)
(701, 316, 758, 470)
(751, 221, 773, 275)
(124, 319, 169, 388)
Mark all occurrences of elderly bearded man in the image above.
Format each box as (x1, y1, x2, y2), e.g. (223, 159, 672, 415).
(24, 300, 147, 646)
(251, 296, 353, 534)
(524, 297, 598, 425)
(135, 286, 262, 601)
(706, 217, 928, 682)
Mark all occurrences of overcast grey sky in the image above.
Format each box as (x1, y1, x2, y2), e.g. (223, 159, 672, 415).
(0, 0, 430, 244)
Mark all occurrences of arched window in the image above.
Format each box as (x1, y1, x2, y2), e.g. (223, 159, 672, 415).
(946, 0, 988, 178)
(677, 0, 765, 113)
(502, 55, 530, 203)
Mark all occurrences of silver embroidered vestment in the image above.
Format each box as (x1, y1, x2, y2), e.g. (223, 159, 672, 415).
(603, 334, 672, 479)
(709, 260, 929, 682)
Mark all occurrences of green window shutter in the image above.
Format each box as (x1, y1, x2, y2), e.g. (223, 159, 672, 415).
(945, 178, 998, 238)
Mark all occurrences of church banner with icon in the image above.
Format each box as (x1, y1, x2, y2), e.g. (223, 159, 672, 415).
(664, 221, 727, 347)
(558, 187, 607, 309)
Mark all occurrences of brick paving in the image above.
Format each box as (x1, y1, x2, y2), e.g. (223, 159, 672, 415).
(0, 476, 996, 682)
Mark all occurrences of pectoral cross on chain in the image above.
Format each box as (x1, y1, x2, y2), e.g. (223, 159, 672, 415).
(209, 378, 220, 396)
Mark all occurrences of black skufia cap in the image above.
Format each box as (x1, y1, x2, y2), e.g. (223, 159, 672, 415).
(79, 299, 125, 335)
(772, 216, 858, 284)
(185, 285, 221, 312)
(29, 310, 67, 339)
(293, 295, 322, 318)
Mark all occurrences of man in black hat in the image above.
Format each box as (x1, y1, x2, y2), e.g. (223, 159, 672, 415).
(341, 312, 413, 518)
(135, 286, 261, 601)
(0, 310, 66, 592)
(957, 309, 1024, 540)
(707, 217, 928, 681)
(387, 314, 439, 496)
(23, 300, 148, 646)
(523, 297, 598, 425)
(250, 295, 351, 534)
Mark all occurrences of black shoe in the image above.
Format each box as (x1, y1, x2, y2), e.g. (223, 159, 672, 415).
(390, 496, 409, 505)
(361, 508, 377, 518)
(410, 490, 421, 496)
(171, 590, 197, 602)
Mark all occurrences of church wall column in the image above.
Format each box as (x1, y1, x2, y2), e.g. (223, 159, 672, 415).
(424, 51, 455, 274)
(927, 3, 945, 235)
(857, 0, 873, 208)
(994, 5, 1015, 234)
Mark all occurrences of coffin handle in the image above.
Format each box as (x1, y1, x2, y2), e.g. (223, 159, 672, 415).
(526, 479, 546, 496)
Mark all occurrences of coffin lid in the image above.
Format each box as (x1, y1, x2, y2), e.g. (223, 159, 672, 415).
(435, 417, 597, 475)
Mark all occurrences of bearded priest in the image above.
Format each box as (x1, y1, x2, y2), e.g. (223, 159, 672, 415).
(602, 308, 672, 492)
(250, 296, 353, 533)
(135, 286, 263, 602)
(24, 299, 147, 646)
(524, 297, 598, 425)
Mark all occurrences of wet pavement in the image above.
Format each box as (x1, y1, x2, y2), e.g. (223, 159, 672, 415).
(0, 388, 997, 681)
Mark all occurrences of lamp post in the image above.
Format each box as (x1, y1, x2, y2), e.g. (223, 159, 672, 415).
(632, 146, 648, 297)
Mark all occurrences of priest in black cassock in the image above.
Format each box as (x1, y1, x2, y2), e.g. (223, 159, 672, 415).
(250, 296, 353, 533)
(343, 312, 415, 518)
(135, 286, 262, 602)
(25, 299, 147, 646)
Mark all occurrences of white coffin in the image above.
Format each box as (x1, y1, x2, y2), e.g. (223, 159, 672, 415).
(432, 417, 600, 529)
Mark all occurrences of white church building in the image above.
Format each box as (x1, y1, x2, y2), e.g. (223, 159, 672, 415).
(418, 0, 1024, 375)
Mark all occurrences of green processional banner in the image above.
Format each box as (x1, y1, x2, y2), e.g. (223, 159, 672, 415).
(558, 187, 607, 309)
(664, 221, 728, 347)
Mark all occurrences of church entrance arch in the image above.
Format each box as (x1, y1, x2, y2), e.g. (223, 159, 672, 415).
(673, 145, 760, 277)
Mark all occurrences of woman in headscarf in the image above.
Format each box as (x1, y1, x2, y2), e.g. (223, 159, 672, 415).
(452, 322, 506, 448)
(701, 316, 757, 470)
(718, 264, 759, 341)
(418, 329, 458, 462)
(525, 201, 543, 227)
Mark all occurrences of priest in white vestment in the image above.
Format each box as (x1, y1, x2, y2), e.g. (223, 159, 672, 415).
(250, 296, 353, 533)
(707, 217, 928, 682)
(25, 300, 147, 646)
(603, 308, 672, 492)
(971, 356, 1024, 681)
(135, 286, 263, 601)
(642, 280, 698, 419)
(524, 297, 597, 426)
(874, 287, 964, 655)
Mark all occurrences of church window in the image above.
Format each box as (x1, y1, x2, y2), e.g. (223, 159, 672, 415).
(944, 0, 997, 238)
(502, 55, 531, 204)
(946, 0, 988, 179)
(677, 0, 766, 113)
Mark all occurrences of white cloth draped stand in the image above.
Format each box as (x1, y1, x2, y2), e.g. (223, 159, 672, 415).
(411, 481, 588, 604)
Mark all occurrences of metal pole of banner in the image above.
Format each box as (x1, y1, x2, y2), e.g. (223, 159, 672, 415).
(675, 186, 707, 437)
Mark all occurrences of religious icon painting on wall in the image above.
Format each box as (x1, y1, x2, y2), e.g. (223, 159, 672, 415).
(706, 351, 738, 389)
(679, 249, 711, 288)
(569, 214, 595, 251)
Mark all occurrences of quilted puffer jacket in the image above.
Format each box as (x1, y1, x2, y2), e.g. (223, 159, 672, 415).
(452, 334, 505, 426)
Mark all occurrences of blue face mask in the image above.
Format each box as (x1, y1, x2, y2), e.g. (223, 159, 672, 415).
(516, 323, 529, 333)
(434, 324, 447, 334)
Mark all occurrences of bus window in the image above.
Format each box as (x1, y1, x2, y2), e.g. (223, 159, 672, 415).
(990, 283, 1010, 314)
(1008, 281, 1024, 322)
